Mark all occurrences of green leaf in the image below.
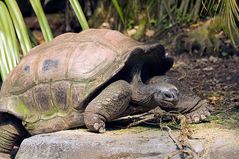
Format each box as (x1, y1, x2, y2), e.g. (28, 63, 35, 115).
(69, 0, 89, 30)
(0, 1, 20, 79)
(5, 0, 32, 55)
(112, 0, 125, 25)
(30, 0, 53, 42)
(203, 0, 239, 47)
(0, 38, 9, 80)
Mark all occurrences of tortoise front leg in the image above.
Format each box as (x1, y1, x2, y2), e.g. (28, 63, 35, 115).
(84, 80, 132, 133)
(0, 114, 28, 158)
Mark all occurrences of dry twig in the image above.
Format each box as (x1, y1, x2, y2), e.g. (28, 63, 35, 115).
(128, 106, 200, 159)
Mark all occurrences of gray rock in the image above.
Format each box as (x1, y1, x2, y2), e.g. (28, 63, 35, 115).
(16, 126, 239, 159)
(16, 127, 182, 159)
(193, 128, 239, 159)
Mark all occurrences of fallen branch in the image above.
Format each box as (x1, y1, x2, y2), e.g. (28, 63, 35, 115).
(127, 106, 200, 159)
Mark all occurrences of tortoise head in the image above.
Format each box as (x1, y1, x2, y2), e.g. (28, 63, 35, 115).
(131, 75, 179, 109)
(152, 82, 179, 108)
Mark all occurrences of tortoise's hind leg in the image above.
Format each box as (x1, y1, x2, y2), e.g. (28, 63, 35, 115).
(0, 113, 29, 158)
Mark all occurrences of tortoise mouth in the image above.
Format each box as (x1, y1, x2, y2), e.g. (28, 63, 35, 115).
(159, 100, 177, 109)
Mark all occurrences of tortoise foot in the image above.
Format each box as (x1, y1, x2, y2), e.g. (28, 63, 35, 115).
(84, 114, 106, 133)
(93, 122, 106, 133)
(0, 153, 11, 159)
(185, 100, 212, 123)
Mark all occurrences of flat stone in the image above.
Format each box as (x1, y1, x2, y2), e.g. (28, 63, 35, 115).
(192, 128, 239, 159)
(16, 126, 239, 159)
(16, 127, 182, 159)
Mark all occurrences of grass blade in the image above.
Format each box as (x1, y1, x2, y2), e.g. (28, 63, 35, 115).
(0, 1, 20, 79)
(5, 0, 32, 55)
(69, 0, 89, 30)
(0, 37, 9, 80)
(30, 0, 53, 42)
(220, 0, 239, 46)
(112, 0, 125, 25)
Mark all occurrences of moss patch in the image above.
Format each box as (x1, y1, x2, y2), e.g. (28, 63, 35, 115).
(211, 109, 239, 129)
(15, 100, 30, 117)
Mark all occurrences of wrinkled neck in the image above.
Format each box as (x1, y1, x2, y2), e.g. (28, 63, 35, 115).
(129, 62, 156, 106)
(131, 80, 156, 107)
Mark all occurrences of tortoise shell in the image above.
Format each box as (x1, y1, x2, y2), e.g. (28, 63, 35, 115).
(0, 29, 173, 134)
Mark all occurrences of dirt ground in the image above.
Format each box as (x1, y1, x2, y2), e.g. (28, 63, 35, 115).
(166, 54, 239, 129)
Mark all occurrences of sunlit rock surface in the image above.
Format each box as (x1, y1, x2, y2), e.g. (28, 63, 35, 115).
(16, 125, 239, 159)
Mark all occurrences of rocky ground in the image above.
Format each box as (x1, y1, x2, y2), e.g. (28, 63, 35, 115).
(16, 123, 239, 159)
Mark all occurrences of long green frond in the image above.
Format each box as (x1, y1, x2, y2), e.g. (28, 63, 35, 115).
(220, 0, 239, 46)
(30, 0, 53, 42)
(0, 1, 20, 79)
(112, 0, 125, 25)
(5, 0, 32, 55)
(69, 0, 89, 30)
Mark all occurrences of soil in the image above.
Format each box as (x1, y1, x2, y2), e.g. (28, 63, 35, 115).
(166, 54, 239, 129)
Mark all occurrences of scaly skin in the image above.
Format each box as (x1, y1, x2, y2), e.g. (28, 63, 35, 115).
(84, 78, 179, 133)
(84, 80, 132, 133)
(0, 114, 27, 157)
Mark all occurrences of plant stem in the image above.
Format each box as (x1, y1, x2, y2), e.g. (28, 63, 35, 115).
(0, 1, 20, 79)
(69, 0, 89, 30)
(5, 0, 32, 55)
(112, 0, 125, 25)
(30, 0, 53, 42)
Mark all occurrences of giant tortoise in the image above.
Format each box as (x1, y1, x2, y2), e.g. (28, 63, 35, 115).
(0, 29, 211, 155)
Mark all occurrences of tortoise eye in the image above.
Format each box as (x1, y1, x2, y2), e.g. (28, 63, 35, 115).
(164, 92, 173, 99)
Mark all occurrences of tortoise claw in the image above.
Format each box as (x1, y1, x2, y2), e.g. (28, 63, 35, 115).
(93, 123, 106, 133)
(200, 114, 207, 120)
(84, 113, 107, 133)
(193, 116, 200, 123)
(185, 100, 212, 123)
